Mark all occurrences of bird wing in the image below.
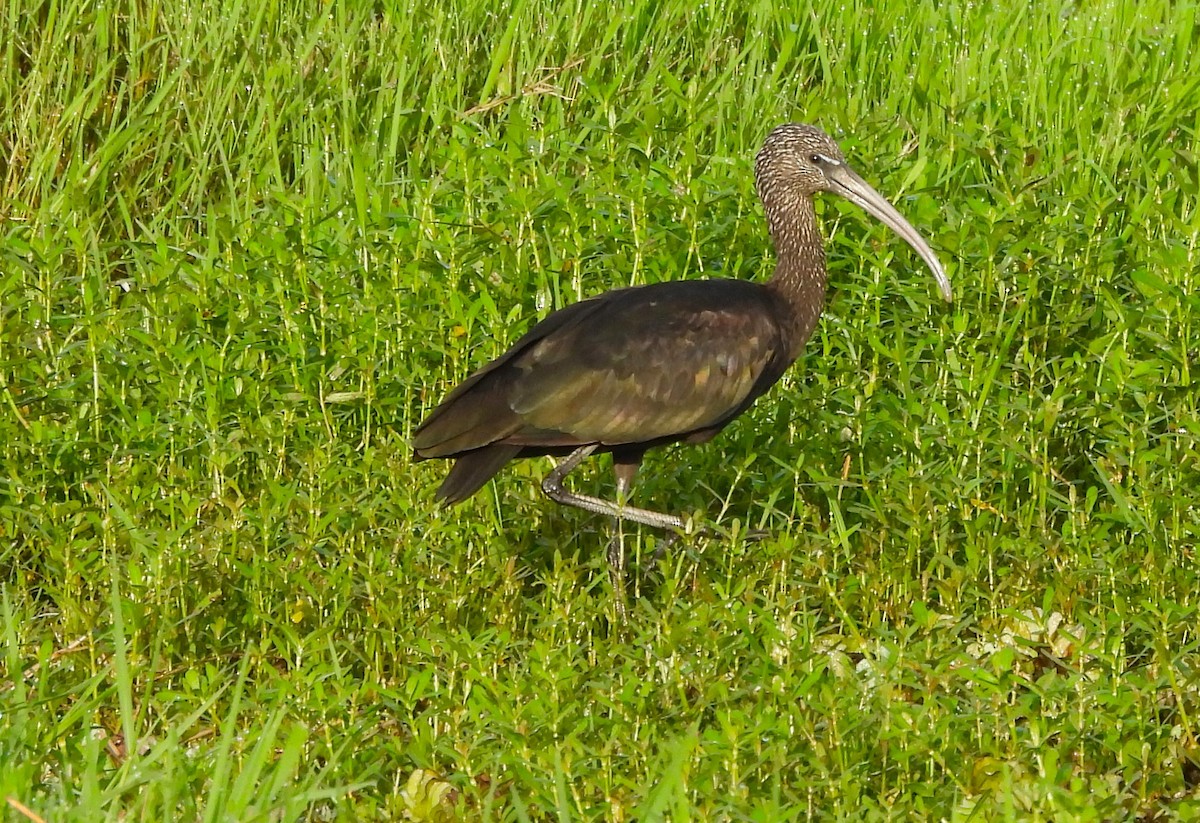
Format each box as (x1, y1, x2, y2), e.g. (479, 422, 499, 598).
(505, 280, 791, 444)
(413, 280, 794, 457)
(412, 290, 622, 456)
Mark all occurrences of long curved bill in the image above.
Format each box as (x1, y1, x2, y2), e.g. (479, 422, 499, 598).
(824, 162, 953, 302)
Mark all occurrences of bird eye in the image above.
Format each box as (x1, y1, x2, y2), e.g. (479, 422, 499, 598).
(810, 154, 823, 164)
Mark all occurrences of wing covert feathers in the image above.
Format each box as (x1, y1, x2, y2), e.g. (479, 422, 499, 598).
(413, 279, 797, 503)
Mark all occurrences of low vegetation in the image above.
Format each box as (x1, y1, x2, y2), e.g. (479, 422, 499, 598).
(2, 0, 1198, 818)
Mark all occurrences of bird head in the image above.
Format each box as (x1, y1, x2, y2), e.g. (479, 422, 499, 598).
(755, 123, 953, 302)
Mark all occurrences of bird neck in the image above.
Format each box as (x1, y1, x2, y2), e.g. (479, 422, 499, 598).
(764, 195, 828, 354)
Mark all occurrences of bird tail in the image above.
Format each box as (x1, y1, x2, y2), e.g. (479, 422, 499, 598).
(435, 444, 522, 504)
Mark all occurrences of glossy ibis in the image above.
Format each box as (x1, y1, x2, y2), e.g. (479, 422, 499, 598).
(413, 123, 951, 535)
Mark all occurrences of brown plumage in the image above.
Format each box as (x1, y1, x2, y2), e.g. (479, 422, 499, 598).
(413, 123, 952, 531)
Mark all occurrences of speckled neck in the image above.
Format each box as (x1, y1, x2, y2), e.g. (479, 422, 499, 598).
(762, 192, 828, 357)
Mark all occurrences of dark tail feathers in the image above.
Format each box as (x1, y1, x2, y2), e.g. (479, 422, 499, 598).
(436, 444, 522, 504)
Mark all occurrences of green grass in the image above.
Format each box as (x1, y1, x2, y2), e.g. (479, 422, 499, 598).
(3, 0, 1199, 818)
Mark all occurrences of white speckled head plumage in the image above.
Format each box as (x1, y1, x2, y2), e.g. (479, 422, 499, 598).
(753, 123, 953, 303)
(754, 123, 846, 203)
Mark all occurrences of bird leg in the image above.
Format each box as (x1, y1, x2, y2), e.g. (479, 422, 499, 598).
(543, 445, 695, 612)
(612, 455, 683, 577)
(540, 445, 687, 531)
(608, 458, 636, 586)
(613, 457, 639, 504)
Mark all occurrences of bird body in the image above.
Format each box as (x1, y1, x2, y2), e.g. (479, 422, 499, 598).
(414, 278, 804, 502)
(413, 124, 951, 529)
